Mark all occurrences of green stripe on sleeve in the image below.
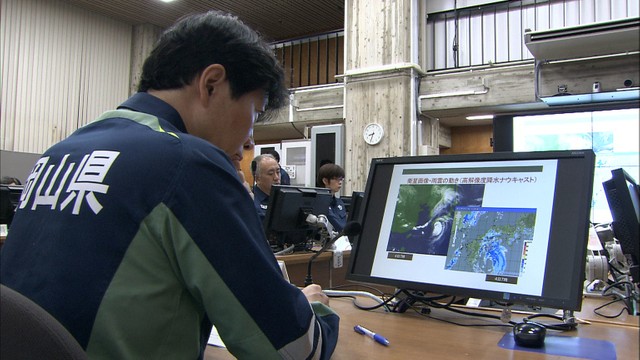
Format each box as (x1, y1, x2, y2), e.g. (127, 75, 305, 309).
(86, 203, 279, 359)
(93, 109, 178, 138)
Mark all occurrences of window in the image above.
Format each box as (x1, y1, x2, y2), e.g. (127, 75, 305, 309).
(513, 108, 640, 223)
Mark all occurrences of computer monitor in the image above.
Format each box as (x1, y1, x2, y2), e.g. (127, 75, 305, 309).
(602, 168, 640, 284)
(347, 191, 365, 244)
(347, 149, 596, 311)
(0, 185, 23, 227)
(263, 185, 332, 250)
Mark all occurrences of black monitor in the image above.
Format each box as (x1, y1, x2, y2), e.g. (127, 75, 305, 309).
(347, 149, 596, 311)
(347, 191, 365, 243)
(0, 185, 23, 227)
(603, 168, 640, 283)
(263, 185, 332, 250)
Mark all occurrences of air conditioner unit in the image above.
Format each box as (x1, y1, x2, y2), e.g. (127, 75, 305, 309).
(524, 17, 639, 60)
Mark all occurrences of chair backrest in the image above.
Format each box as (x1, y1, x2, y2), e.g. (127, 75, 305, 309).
(0, 284, 88, 360)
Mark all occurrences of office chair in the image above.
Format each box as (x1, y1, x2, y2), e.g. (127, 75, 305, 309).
(0, 284, 88, 360)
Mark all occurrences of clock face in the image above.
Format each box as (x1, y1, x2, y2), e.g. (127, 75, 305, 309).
(363, 123, 384, 145)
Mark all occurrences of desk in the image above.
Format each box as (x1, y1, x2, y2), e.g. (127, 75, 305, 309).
(205, 296, 639, 359)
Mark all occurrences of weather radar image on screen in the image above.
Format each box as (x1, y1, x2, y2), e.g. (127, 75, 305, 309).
(445, 207, 536, 279)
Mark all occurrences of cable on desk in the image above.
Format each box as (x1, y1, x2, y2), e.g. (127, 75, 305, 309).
(597, 279, 638, 317)
(395, 290, 516, 325)
(593, 296, 632, 318)
(273, 245, 296, 255)
(407, 302, 515, 328)
(394, 289, 582, 332)
(329, 283, 388, 297)
(521, 314, 578, 331)
(323, 289, 397, 312)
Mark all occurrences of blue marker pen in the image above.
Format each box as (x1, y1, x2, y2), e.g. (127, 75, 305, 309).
(354, 325, 390, 346)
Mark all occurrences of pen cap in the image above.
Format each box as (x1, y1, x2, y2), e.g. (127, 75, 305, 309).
(373, 334, 390, 346)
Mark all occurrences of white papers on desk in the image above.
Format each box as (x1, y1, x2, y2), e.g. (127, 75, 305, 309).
(208, 325, 226, 348)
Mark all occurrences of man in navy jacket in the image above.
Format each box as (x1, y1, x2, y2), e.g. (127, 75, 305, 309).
(1, 11, 339, 360)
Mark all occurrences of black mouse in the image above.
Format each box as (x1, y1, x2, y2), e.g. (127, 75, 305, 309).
(513, 322, 546, 348)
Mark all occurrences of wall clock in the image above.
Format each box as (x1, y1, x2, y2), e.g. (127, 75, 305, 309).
(363, 123, 384, 145)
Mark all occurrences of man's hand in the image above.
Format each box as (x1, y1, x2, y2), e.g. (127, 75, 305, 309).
(301, 284, 329, 305)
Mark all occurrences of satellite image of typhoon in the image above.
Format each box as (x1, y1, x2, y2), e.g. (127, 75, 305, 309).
(444, 207, 536, 276)
(387, 184, 485, 255)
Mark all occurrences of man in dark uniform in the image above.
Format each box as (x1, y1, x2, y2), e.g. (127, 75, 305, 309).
(252, 153, 281, 221)
(317, 163, 347, 232)
(266, 149, 291, 185)
(1, 11, 338, 360)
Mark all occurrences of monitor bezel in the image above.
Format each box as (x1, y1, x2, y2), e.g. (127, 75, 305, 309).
(347, 191, 365, 244)
(347, 150, 595, 311)
(0, 185, 23, 227)
(603, 168, 640, 283)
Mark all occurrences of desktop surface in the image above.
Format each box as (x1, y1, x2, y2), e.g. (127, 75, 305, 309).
(205, 295, 638, 359)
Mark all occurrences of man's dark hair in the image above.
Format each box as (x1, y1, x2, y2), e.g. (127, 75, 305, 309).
(265, 149, 280, 163)
(138, 11, 287, 113)
(317, 163, 345, 187)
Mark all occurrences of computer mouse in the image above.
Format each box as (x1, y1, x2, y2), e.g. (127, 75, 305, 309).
(513, 322, 546, 348)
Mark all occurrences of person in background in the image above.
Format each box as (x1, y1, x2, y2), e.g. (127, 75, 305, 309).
(1, 11, 338, 360)
(266, 149, 290, 185)
(252, 153, 280, 221)
(317, 163, 347, 233)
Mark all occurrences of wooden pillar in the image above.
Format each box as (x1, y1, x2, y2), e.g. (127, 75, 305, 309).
(343, 0, 423, 193)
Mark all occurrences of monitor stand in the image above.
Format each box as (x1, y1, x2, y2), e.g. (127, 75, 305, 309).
(476, 299, 559, 315)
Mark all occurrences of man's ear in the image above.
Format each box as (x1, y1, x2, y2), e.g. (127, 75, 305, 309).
(198, 64, 226, 101)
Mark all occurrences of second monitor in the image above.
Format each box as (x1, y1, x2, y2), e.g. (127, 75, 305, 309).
(263, 185, 332, 251)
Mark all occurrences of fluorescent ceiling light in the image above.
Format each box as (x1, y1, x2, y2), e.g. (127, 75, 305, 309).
(540, 90, 640, 106)
(466, 114, 494, 121)
(158, 0, 176, 3)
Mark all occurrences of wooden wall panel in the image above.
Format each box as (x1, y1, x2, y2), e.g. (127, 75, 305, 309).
(275, 34, 344, 88)
(440, 125, 494, 155)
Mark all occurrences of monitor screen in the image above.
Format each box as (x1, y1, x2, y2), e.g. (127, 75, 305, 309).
(0, 185, 23, 227)
(263, 185, 332, 250)
(603, 168, 640, 283)
(347, 149, 596, 311)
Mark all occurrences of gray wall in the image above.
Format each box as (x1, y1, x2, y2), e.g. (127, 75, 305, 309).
(0, 150, 42, 184)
